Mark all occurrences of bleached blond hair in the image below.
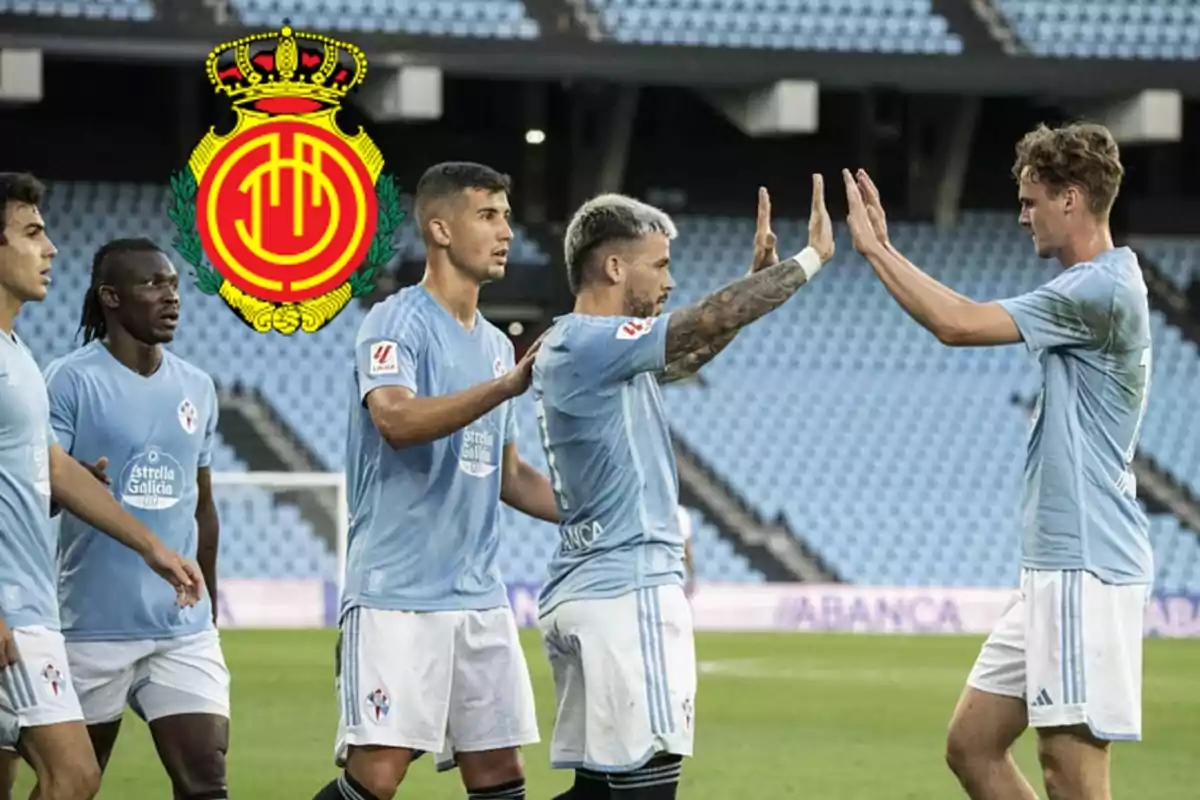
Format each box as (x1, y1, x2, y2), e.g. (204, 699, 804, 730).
(563, 193, 677, 294)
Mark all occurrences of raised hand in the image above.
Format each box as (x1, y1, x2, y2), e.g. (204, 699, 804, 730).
(856, 169, 890, 247)
(750, 187, 779, 274)
(807, 174, 835, 263)
(844, 168, 884, 257)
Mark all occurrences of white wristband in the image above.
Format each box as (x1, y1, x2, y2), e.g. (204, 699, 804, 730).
(787, 247, 823, 282)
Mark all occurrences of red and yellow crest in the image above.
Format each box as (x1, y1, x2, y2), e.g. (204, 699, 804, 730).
(168, 24, 403, 334)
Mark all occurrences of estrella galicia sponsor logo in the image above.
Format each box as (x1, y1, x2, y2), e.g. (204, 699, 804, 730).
(118, 447, 186, 510)
(458, 421, 498, 479)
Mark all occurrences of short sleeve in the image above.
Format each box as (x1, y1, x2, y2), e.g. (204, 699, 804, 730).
(198, 377, 218, 469)
(581, 314, 672, 385)
(996, 268, 1113, 352)
(355, 307, 421, 403)
(43, 361, 78, 453)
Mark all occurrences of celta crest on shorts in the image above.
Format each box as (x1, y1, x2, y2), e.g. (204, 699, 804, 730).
(167, 22, 405, 335)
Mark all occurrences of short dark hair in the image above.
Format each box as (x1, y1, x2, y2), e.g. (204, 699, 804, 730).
(79, 237, 166, 344)
(0, 173, 46, 244)
(1012, 123, 1124, 218)
(563, 194, 677, 294)
(414, 161, 512, 231)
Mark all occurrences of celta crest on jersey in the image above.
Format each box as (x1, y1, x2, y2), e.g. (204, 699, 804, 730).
(178, 397, 199, 434)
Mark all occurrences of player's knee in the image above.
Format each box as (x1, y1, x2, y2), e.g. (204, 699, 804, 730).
(944, 726, 974, 776)
(459, 747, 524, 789)
(1037, 737, 1075, 800)
(173, 743, 228, 798)
(1038, 747, 1069, 799)
(37, 757, 101, 800)
(345, 747, 412, 799)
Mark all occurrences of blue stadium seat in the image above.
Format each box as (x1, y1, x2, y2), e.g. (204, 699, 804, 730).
(0, 0, 155, 20)
(593, 0, 962, 53)
(997, 0, 1200, 60)
(228, 0, 540, 39)
(1130, 236, 1200, 292)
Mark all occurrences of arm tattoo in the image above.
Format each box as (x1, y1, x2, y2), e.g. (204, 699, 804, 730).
(658, 331, 737, 384)
(664, 256, 811, 365)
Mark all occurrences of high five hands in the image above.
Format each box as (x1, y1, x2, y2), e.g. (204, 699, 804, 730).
(843, 168, 890, 256)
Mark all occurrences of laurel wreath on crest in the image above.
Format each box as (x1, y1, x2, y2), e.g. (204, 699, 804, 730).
(167, 167, 405, 335)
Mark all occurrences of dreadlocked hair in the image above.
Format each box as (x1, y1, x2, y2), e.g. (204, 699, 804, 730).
(79, 237, 165, 344)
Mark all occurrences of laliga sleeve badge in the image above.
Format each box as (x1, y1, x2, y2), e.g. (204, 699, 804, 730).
(369, 340, 399, 376)
(616, 318, 656, 341)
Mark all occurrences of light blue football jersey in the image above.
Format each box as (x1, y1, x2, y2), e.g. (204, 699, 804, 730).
(997, 246, 1154, 584)
(343, 285, 519, 615)
(0, 332, 58, 631)
(531, 313, 684, 615)
(45, 343, 218, 641)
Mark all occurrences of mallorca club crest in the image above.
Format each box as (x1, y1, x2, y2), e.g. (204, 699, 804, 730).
(167, 23, 405, 335)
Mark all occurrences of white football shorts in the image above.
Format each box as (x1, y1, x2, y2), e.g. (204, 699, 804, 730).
(334, 605, 539, 769)
(539, 584, 697, 773)
(65, 628, 231, 725)
(967, 568, 1151, 741)
(0, 625, 85, 748)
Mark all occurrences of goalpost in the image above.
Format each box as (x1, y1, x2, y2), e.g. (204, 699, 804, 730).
(211, 471, 349, 594)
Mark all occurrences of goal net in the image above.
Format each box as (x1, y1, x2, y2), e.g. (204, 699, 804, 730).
(210, 470, 347, 628)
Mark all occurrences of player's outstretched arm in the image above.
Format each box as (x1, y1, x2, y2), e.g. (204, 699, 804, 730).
(368, 336, 545, 450)
(662, 175, 836, 366)
(844, 169, 1022, 348)
(48, 444, 204, 607)
(500, 443, 560, 522)
(195, 466, 220, 623)
(660, 187, 781, 384)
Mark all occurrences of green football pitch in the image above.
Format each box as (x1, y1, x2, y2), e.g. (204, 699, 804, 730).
(14, 629, 1199, 799)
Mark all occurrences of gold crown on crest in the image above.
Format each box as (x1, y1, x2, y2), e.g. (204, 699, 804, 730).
(205, 22, 368, 112)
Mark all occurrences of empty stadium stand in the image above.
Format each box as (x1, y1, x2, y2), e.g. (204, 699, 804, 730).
(660, 211, 1200, 590)
(1134, 236, 1200, 291)
(17, 185, 1200, 593)
(591, 0, 963, 54)
(0, 0, 154, 20)
(229, 0, 541, 39)
(997, 0, 1200, 60)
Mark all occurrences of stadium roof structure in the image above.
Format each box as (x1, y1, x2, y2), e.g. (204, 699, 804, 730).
(4, 13, 1200, 97)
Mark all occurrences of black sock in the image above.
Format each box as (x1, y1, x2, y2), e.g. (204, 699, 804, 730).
(554, 768, 609, 800)
(607, 755, 682, 799)
(312, 771, 383, 800)
(467, 777, 525, 799)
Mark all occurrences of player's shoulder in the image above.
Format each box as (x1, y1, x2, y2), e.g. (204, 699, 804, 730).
(43, 342, 104, 386)
(552, 313, 661, 349)
(1055, 247, 1142, 297)
(359, 286, 430, 342)
(161, 350, 217, 394)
